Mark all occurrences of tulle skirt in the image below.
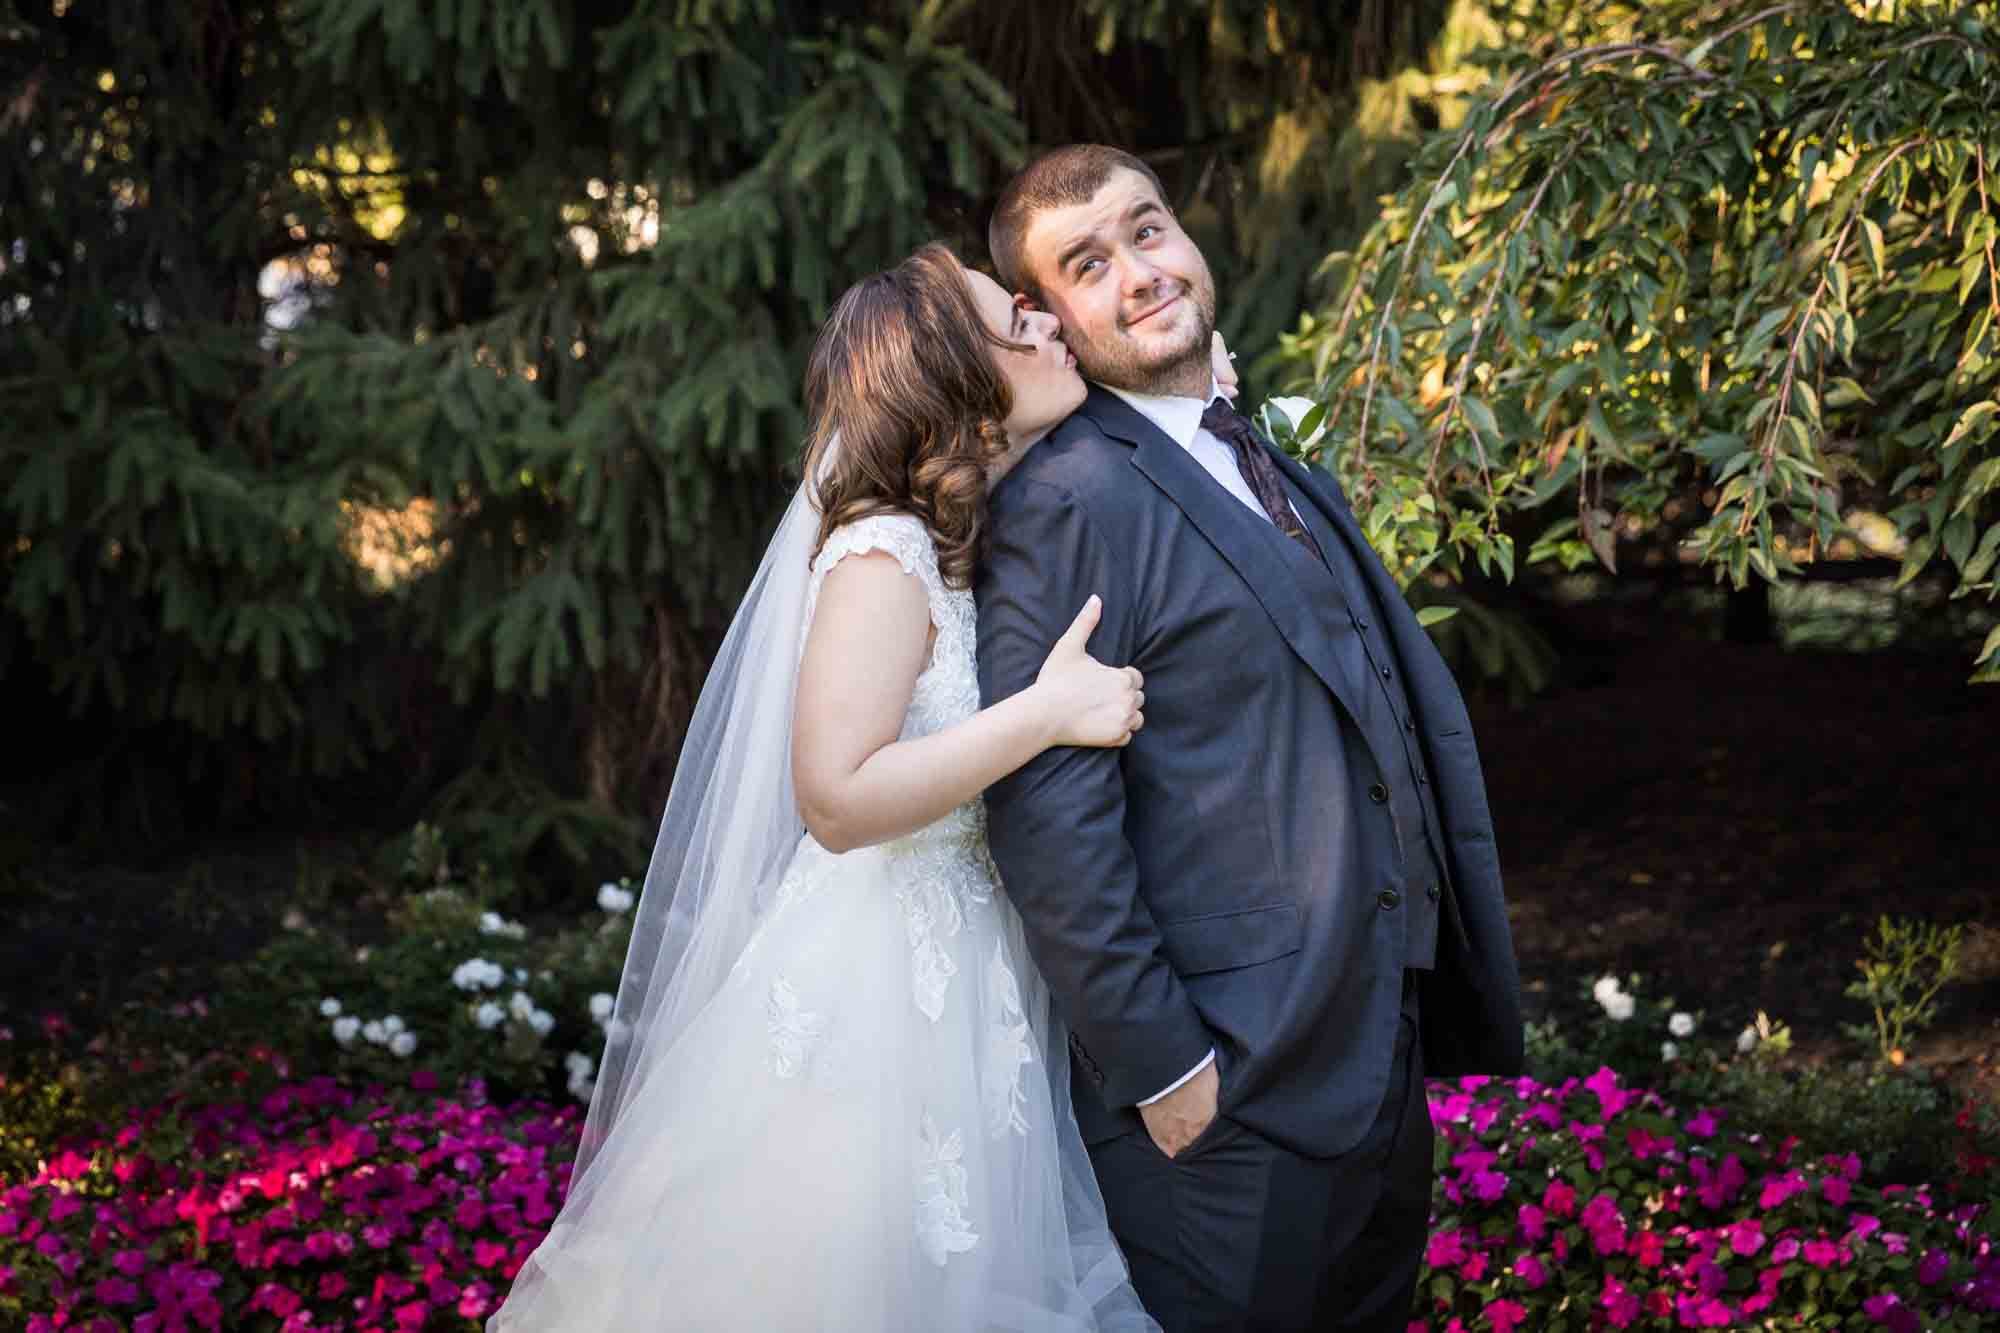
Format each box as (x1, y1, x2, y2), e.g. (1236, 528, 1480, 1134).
(488, 831, 1155, 1331)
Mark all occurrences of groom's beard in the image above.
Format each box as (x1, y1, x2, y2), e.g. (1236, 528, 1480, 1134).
(1072, 272, 1219, 398)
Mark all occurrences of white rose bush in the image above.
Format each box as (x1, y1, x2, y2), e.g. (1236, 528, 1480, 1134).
(216, 875, 636, 1103)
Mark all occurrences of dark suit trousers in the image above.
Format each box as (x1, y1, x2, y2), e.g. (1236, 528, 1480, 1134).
(1090, 976, 1433, 1333)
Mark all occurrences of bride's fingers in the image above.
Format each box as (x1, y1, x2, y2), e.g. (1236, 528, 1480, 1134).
(1132, 690, 1145, 710)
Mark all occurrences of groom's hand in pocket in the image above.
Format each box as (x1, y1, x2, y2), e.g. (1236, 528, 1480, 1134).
(1138, 1061, 1219, 1159)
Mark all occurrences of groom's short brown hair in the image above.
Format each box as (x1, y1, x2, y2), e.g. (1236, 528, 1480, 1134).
(988, 144, 1168, 300)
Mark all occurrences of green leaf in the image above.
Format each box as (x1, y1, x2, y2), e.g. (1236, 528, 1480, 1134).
(1944, 400, 1998, 449)
(1955, 457, 2000, 516)
(1415, 605, 1459, 628)
(1896, 534, 1937, 589)
(1460, 395, 1501, 441)
(1859, 216, 1885, 279)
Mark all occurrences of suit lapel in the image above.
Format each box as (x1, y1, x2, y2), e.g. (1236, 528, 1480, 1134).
(1079, 388, 1369, 727)
(1271, 446, 1477, 739)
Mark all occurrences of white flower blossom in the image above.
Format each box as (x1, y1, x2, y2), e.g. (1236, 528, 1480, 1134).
(478, 911, 526, 939)
(380, 1015, 405, 1036)
(331, 1016, 361, 1046)
(1661, 1041, 1680, 1061)
(1602, 992, 1635, 1022)
(361, 1019, 388, 1045)
(508, 990, 536, 1021)
(1668, 1012, 1696, 1038)
(1592, 975, 1625, 1007)
(1736, 1025, 1759, 1054)
(452, 958, 505, 991)
(597, 882, 636, 915)
(589, 992, 614, 1022)
(527, 1008, 555, 1037)
(474, 1002, 506, 1031)
(515, 967, 530, 984)
(564, 1051, 595, 1079)
(567, 1072, 596, 1103)
(389, 1031, 417, 1058)
(319, 998, 342, 1018)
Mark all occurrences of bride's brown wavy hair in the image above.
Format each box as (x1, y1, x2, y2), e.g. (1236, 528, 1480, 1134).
(802, 242, 1020, 589)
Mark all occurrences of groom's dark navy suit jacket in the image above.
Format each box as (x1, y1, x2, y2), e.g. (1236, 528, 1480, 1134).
(977, 386, 1523, 1159)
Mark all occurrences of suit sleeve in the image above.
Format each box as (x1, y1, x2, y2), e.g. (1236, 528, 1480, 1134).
(976, 477, 1212, 1109)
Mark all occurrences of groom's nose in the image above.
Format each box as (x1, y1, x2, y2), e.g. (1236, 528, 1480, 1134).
(1118, 248, 1164, 295)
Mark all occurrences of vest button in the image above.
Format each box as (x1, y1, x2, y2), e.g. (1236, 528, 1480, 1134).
(1426, 883, 1441, 902)
(1379, 665, 1392, 679)
(1368, 782, 1389, 804)
(1377, 888, 1401, 910)
(1403, 717, 1417, 733)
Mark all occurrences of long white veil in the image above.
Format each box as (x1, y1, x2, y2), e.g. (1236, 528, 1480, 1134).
(573, 478, 821, 1176)
(495, 455, 1157, 1330)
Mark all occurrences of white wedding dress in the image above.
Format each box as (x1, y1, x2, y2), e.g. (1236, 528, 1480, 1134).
(490, 513, 1153, 1331)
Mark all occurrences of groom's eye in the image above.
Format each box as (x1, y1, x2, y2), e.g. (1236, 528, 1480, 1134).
(1136, 225, 1159, 241)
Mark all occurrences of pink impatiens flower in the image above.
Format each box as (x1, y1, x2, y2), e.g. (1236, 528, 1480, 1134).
(1600, 1274, 1640, 1328)
(1726, 1217, 1765, 1256)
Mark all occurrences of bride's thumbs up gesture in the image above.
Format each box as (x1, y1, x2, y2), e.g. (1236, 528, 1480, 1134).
(1034, 595, 1145, 748)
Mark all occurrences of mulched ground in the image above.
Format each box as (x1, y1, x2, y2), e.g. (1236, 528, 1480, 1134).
(6, 606, 1997, 1102)
(1466, 606, 2000, 1101)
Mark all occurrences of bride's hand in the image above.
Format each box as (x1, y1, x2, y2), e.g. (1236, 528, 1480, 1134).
(1211, 330, 1239, 400)
(1034, 596, 1145, 749)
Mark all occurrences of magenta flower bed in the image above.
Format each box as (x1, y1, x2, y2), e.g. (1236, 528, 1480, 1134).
(3, 1064, 1994, 1330)
(2, 1073, 578, 1332)
(1412, 1068, 1998, 1331)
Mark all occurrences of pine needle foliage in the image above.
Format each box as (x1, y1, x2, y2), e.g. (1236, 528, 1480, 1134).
(1, 0, 1462, 861)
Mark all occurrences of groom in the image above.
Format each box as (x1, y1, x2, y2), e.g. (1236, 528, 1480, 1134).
(975, 145, 1524, 1332)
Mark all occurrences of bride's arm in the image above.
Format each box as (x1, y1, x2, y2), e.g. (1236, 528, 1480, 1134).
(792, 551, 1139, 854)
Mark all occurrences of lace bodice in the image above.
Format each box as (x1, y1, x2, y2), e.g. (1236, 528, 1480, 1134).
(805, 513, 984, 835)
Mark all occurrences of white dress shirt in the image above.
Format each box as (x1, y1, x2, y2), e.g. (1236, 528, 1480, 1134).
(1105, 381, 1304, 530)
(1103, 379, 1291, 1105)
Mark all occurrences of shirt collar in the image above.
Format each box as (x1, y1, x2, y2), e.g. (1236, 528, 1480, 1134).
(1103, 378, 1223, 451)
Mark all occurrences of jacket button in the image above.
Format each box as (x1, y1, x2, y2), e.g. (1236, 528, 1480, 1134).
(1404, 717, 1417, 733)
(1368, 782, 1389, 804)
(1417, 773, 1430, 786)
(1353, 616, 1370, 631)
(1378, 888, 1401, 910)
(1380, 665, 1393, 680)
(1426, 883, 1441, 902)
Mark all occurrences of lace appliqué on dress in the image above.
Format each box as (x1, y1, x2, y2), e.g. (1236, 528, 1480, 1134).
(895, 876, 962, 1024)
(984, 943, 1033, 1138)
(915, 1112, 980, 1267)
(765, 976, 825, 1080)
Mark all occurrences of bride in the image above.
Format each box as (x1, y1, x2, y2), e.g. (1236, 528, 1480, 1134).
(488, 243, 1227, 1330)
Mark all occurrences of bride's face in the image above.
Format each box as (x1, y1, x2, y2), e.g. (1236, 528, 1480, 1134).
(964, 267, 1086, 449)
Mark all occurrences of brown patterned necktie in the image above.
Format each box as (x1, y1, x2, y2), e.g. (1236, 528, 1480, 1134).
(1200, 398, 1325, 563)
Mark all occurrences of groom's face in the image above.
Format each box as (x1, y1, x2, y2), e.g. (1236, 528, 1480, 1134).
(1017, 168, 1217, 396)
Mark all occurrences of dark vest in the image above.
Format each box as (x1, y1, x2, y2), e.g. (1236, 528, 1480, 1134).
(1267, 469, 1454, 970)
